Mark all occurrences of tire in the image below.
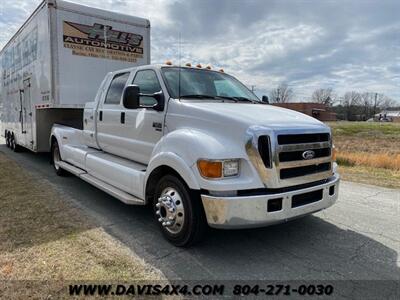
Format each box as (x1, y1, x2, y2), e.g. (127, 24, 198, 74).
(10, 134, 17, 152)
(153, 174, 207, 247)
(10, 134, 22, 152)
(51, 140, 68, 176)
(5, 131, 10, 148)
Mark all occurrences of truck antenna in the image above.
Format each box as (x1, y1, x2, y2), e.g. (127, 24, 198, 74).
(178, 32, 182, 100)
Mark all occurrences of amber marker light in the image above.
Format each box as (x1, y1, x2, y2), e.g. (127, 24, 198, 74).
(197, 160, 222, 179)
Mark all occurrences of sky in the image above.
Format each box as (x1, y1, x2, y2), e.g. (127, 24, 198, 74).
(0, 0, 399, 102)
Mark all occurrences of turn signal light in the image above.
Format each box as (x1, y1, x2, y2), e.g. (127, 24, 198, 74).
(197, 160, 222, 178)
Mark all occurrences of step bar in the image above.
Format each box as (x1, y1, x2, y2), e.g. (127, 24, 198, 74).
(56, 161, 145, 205)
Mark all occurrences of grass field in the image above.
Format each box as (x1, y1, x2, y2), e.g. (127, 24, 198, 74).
(0, 152, 164, 298)
(328, 122, 400, 188)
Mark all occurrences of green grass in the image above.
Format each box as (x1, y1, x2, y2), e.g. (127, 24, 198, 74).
(327, 121, 400, 137)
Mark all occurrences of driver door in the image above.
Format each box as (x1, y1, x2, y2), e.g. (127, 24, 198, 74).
(121, 69, 165, 165)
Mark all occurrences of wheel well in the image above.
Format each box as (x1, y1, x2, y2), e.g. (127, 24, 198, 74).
(50, 136, 58, 164)
(145, 165, 191, 205)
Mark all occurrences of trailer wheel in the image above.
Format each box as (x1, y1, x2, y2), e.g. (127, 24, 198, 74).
(153, 175, 207, 247)
(10, 134, 20, 152)
(5, 131, 10, 148)
(51, 140, 67, 176)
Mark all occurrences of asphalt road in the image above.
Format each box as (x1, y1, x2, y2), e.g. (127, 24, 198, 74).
(1, 142, 399, 293)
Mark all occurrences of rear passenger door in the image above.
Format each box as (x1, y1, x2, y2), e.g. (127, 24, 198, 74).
(97, 72, 130, 156)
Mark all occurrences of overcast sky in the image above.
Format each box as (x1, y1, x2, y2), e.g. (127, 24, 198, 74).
(1, 0, 399, 102)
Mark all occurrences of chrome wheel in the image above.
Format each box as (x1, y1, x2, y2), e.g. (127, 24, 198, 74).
(156, 187, 185, 234)
(53, 144, 61, 171)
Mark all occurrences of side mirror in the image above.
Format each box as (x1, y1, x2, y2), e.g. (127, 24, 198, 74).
(152, 91, 165, 111)
(262, 95, 269, 104)
(139, 90, 165, 111)
(123, 85, 140, 109)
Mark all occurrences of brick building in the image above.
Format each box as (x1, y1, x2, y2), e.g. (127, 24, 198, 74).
(272, 102, 337, 121)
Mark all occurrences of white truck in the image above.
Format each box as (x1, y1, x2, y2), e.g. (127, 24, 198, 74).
(1, 1, 339, 247)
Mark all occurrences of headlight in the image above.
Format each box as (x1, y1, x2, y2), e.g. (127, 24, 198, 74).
(197, 159, 240, 179)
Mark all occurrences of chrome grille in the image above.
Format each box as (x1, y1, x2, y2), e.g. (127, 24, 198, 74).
(245, 126, 334, 189)
(277, 133, 332, 181)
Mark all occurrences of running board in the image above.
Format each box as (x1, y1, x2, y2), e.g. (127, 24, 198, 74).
(56, 161, 145, 206)
(57, 161, 86, 175)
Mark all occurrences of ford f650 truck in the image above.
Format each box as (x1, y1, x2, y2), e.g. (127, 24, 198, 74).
(1, 0, 339, 247)
(47, 64, 340, 246)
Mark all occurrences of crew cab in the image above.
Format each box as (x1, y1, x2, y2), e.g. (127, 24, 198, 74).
(50, 64, 340, 246)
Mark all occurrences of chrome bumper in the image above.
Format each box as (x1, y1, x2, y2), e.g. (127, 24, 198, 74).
(201, 173, 340, 229)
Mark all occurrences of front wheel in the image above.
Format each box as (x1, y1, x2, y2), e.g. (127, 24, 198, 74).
(154, 175, 207, 247)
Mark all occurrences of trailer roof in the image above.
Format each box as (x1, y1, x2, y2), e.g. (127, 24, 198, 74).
(0, 0, 150, 54)
(54, 0, 150, 27)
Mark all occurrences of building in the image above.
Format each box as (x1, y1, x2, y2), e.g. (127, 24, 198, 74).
(374, 111, 400, 122)
(272, 102, 337, 121)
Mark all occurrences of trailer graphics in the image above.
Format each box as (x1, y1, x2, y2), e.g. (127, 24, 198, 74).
(63, 21, 144, 62)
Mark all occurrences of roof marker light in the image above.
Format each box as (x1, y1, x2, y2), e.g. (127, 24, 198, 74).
(219, 68, 224, 73)
(206, 65, 212, 70)
(165, 60, 173, 65)
(185, 63, 191, 67)
(196, 64, 202, 68)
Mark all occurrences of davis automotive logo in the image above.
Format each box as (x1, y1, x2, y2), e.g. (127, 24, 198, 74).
(63, 21, 144, 62)
(302, 150, 315, 160)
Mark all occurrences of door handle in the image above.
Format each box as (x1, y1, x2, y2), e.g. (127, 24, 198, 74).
(120, 112, 125, 124)
(99, 111, 103, 121)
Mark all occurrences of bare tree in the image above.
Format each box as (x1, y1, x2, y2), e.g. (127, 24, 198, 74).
(360, 92, 374, 119)
(270, 83, 293, 103)
(342, 91, 361, 120)
(311, 88, 335, 106)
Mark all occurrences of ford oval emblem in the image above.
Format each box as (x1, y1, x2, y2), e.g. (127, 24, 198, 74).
(302, 150, 315, 160)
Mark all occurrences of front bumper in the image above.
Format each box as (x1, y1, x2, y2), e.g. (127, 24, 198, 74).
(201, 173, 340, 229)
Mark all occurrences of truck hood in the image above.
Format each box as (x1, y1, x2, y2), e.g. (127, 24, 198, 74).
(172, 100, 327, 130)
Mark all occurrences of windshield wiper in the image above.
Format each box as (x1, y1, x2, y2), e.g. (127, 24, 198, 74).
(179, 95, 239, 102)
(180, 94, 219, 99)
(179, 94, 259, 103)
(231, 97, 259, 103)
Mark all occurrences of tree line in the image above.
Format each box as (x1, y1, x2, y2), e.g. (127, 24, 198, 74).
(269, 84, 397, 121)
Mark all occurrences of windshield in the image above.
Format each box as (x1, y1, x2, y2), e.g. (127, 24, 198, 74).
(161, 67, 260, 102)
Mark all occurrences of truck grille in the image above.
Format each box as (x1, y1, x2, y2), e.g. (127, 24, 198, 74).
(277, 133, 330, 145)
(246, 126, 334, 189)
(280, 162, 331, 179)
(277, 133, 332, 181)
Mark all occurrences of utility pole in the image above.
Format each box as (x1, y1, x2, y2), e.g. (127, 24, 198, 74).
(277, 88, 280, 103)
(373, 92, 378, 116)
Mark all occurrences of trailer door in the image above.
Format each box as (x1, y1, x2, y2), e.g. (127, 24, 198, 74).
(22, 78, 34, 148)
